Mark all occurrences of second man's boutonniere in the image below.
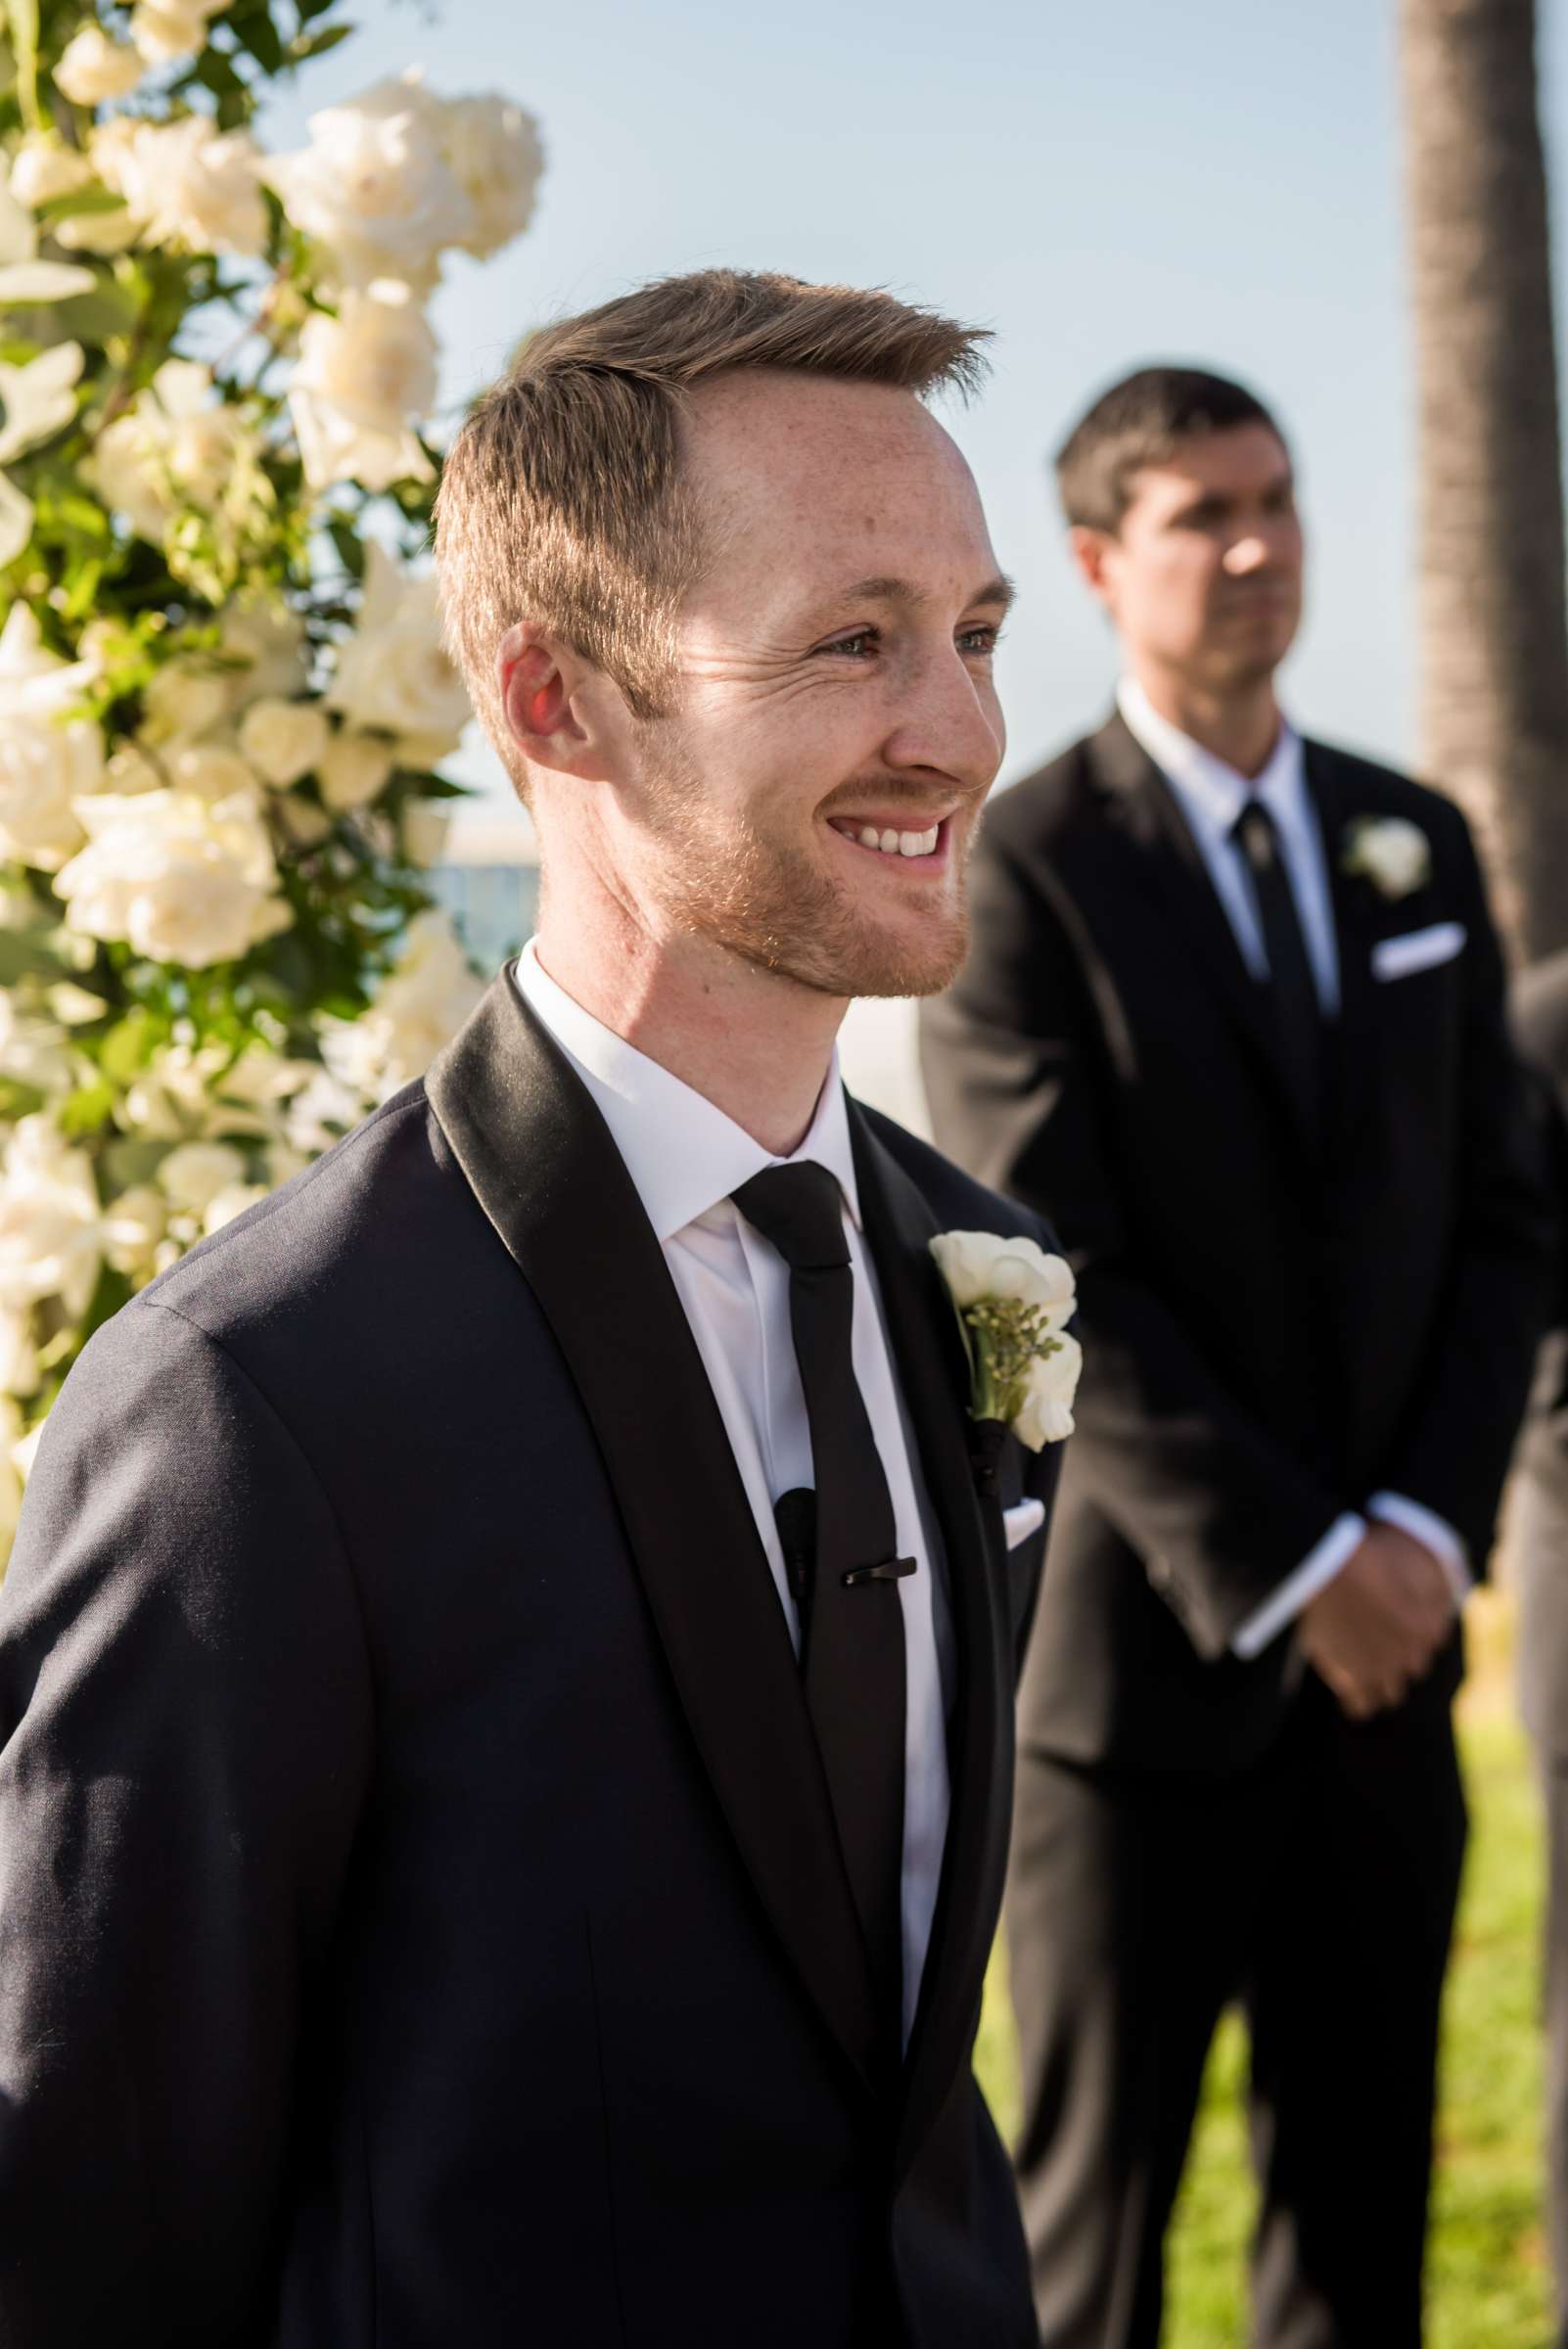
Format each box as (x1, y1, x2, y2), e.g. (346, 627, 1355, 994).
(931, 1230, 1082, 1450)
(1341, 815, 1431, 899)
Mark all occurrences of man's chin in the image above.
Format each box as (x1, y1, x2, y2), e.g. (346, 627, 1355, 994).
(767, 916, 971, 1003)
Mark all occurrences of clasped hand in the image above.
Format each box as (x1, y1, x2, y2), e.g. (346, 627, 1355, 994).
(1297, 1524, 1457, 1721)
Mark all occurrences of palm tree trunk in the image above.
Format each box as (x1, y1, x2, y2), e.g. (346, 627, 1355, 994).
(1400, 0, 1568, 959)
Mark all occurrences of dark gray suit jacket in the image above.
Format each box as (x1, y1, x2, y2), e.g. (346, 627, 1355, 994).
(0, 972, 1058, 2346)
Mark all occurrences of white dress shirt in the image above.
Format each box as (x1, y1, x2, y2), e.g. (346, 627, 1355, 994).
(1117, 681, 1469, 1654)
(515, 942, 950, 2045)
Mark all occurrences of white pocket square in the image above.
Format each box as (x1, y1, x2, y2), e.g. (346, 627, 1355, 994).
(1371, 921, 1466, 982)
(1003, 1497, 1046, 1550)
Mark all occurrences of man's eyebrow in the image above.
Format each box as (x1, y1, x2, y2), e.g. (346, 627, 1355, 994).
(833, 572, 1018, 614)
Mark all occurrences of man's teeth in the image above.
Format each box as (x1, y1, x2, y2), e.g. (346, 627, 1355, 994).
(851, 823, 940, 858)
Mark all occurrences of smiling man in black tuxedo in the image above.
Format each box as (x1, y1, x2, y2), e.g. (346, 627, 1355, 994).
(921, 366, 1551, 2347)
(0, 272, 1062, 2347)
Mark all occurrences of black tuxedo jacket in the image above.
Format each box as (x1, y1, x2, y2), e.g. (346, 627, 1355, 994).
(0, 973, 1058, 2347)
(921, 714, 1551, 1775)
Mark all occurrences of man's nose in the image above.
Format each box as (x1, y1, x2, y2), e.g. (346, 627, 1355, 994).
(1222, 533, 1273, 576)
(885, 646, 1003, 783)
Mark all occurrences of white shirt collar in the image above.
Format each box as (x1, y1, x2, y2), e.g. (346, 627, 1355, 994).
(1117, 674, 1304, 836)
(514, 940, 861, 1244)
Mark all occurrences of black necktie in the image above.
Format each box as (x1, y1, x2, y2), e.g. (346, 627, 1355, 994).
(731, 1162, 909, 2045)
(1232, 798, 1323, 1130)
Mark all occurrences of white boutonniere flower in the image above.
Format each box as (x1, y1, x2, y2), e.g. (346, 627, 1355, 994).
(1342, 815, 1431, 899)
(931, 1229, 1082, 1449)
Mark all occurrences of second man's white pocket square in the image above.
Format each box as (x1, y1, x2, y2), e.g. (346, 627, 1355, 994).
(1371, 921, 1466, 982)
(1003, 1497, 1046, 1550)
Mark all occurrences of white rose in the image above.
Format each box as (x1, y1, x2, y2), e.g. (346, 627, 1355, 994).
(165, 741, 258, 805)
(1343, 815, 1431, 900)
(326, 544, 470, 750)
(0, 995, 72, 1095)
(101, 1181, 167, 1279)
(103, 741, 164, 797)
(158, 1138, 245, 1215)
(0, 605, 104, 871)
(1013, 1335, 1083, 1451)
(289, 282, 438, 493)
(129, 0, 230, 66)
(0, 1304, 37, 1397)
(0, 1116, 103, 1316)
(55, 23, 145, 104)
(238, 696, 330, 787)
(321, 907, 482, 1103)
(12, 1417, 43, 1488)
(9, 138, 93, 210)
(47, 982, 109, 1027)
(141, 659, 232, 745)
(109, 116, 267, 258)
(85, 360, 254, 543)
(441, 94, 544, 260)
(55, 122, 142, 260)
(55, 789, 293, 969)
(264, 71, 472, 292)
(401, 803, 449, 868)
(203, 1181, 268, 1234)
(931, 1228, 1076, 1327)
(0, 709, 101, 870)
(116, 1040, 220, 1138)
(0, 1399, 24, 1546)
(319, 727, 393, 810)
(218, 600, 307, 705)
(277, 794, 332, 849)
(284, 1065, 365, 1153)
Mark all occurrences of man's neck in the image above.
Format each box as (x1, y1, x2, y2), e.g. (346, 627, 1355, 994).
(1130, 665, 1283, 781)
(532, 903, 846, 1160)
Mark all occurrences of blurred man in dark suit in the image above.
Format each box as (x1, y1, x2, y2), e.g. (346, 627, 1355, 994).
(922, 364, 1551, 2347)
(1510, 947, 1568, 2349)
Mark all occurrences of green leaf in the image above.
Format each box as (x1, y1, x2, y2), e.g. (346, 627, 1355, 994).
(0, 1074, 44, 1121)
(0, 928, 62, 986)
(326, 516, 365, 578)
(230, 5, 286, 72)
(55, 1081, 115, 1137)
(34, 187, 128, 225)
(102, 1137, 168, 1193)
(75, 1259, 133, 1350)
(98, 1008, 159, 1087)
(288, 21, 354, 61)
(6, 0, 37, 131)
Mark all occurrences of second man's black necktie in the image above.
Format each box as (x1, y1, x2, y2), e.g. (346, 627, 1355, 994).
(731, 1161, 909, 2049)
(1232, 798, 1323, 1132)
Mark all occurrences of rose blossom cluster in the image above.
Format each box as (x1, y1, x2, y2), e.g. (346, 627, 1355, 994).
(0, 15, 544, 1547)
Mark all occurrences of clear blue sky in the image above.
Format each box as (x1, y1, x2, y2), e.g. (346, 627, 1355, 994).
(261, 0, 1568, 810)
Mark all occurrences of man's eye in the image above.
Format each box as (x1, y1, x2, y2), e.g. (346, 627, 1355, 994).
(822, 630, 878, 659)
(958, 625, 1001, 656)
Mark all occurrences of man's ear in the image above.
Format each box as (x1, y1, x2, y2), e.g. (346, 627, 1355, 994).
(496, 622, 619, 779)
(1068, 524, 1118, 605)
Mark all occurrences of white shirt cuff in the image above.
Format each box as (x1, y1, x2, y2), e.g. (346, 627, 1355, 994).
(1230, 1512, 1366, 1660)
(1366, 1491, 1472, 1605)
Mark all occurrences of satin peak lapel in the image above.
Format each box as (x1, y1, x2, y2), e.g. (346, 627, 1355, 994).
(848, 1106, 1012, 2180)
(426, 974, 880, 2093)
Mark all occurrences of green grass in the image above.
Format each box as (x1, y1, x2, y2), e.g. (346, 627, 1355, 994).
(974, 1589, 1554, 2348)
